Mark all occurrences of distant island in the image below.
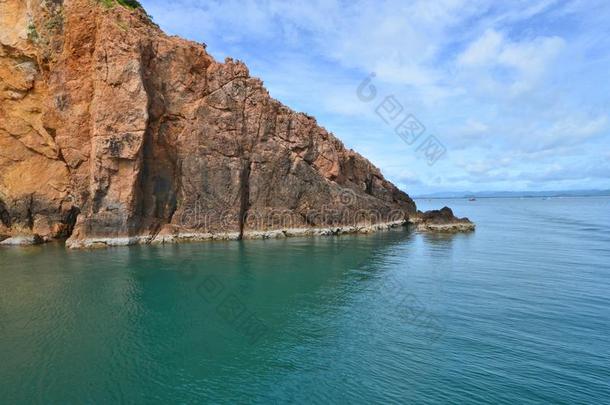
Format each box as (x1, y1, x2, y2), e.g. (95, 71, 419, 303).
(415, 190, 610, 199)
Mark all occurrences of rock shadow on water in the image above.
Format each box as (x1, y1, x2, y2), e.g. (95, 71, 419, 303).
(419, 229, 473, 245)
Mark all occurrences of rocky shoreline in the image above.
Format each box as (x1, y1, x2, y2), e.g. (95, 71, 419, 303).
(1, 211, 475, 248)
(64, 220, 408, 249)
(0, 0, 474, 250)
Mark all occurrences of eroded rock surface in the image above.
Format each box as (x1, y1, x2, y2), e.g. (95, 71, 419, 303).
(410, 207, 475, 233)
(0, 0, 422, 248)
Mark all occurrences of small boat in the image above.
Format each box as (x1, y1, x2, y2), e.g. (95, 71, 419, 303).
(468, 198, 476, 201)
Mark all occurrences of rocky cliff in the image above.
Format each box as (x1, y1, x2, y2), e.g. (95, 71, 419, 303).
(0, 0, 420, 248)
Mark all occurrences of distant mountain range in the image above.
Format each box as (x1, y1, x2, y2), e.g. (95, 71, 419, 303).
(414, 190, 610, 199)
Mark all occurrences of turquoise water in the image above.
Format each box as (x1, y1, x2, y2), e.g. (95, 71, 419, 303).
(1, 197, 609, 404)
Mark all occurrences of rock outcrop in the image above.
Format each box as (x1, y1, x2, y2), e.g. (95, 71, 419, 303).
(0, 0, 466, 248)
(410, 207, 475, 233)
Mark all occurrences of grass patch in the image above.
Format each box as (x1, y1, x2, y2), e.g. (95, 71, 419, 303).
(98, 0, 143, 10)
(97, 0, 154, 22)
(117, 0, 143, 8)
(45, 12, 63, 32)
(98, 0, 115, 8)
(27, 23, 39, 43)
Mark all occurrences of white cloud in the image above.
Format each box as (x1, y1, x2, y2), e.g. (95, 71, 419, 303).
(141, 0, 610, 194)
(536, 114, 609, 151)
(458, 30, 504, 66)
(456, 29, 565, 96)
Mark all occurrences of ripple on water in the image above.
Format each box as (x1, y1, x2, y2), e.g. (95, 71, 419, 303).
(0, 197, 609, 403)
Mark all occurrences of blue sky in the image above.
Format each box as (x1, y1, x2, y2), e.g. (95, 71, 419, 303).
(140, 0, 610, 195)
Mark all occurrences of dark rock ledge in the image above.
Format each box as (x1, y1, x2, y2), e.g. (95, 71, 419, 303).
(408, 207, 475, 233)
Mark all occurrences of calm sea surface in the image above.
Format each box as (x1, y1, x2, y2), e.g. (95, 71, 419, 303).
(0, 197, 609, 404)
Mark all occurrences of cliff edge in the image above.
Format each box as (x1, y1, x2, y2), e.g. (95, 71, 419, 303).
(1, 0, 466, 248)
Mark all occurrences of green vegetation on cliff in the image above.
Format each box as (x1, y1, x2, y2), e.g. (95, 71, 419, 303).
(98, 0, 143, 10)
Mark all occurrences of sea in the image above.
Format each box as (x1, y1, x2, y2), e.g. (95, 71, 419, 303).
(0, 197, 609, 403)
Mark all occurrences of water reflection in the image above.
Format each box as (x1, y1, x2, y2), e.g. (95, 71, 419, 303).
(2, 197, 610, 403)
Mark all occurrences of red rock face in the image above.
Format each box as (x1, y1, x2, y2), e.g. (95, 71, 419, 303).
(0, 0, 416, 247)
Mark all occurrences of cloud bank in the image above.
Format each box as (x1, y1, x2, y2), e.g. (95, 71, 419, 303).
(141, 0, 610, 194)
